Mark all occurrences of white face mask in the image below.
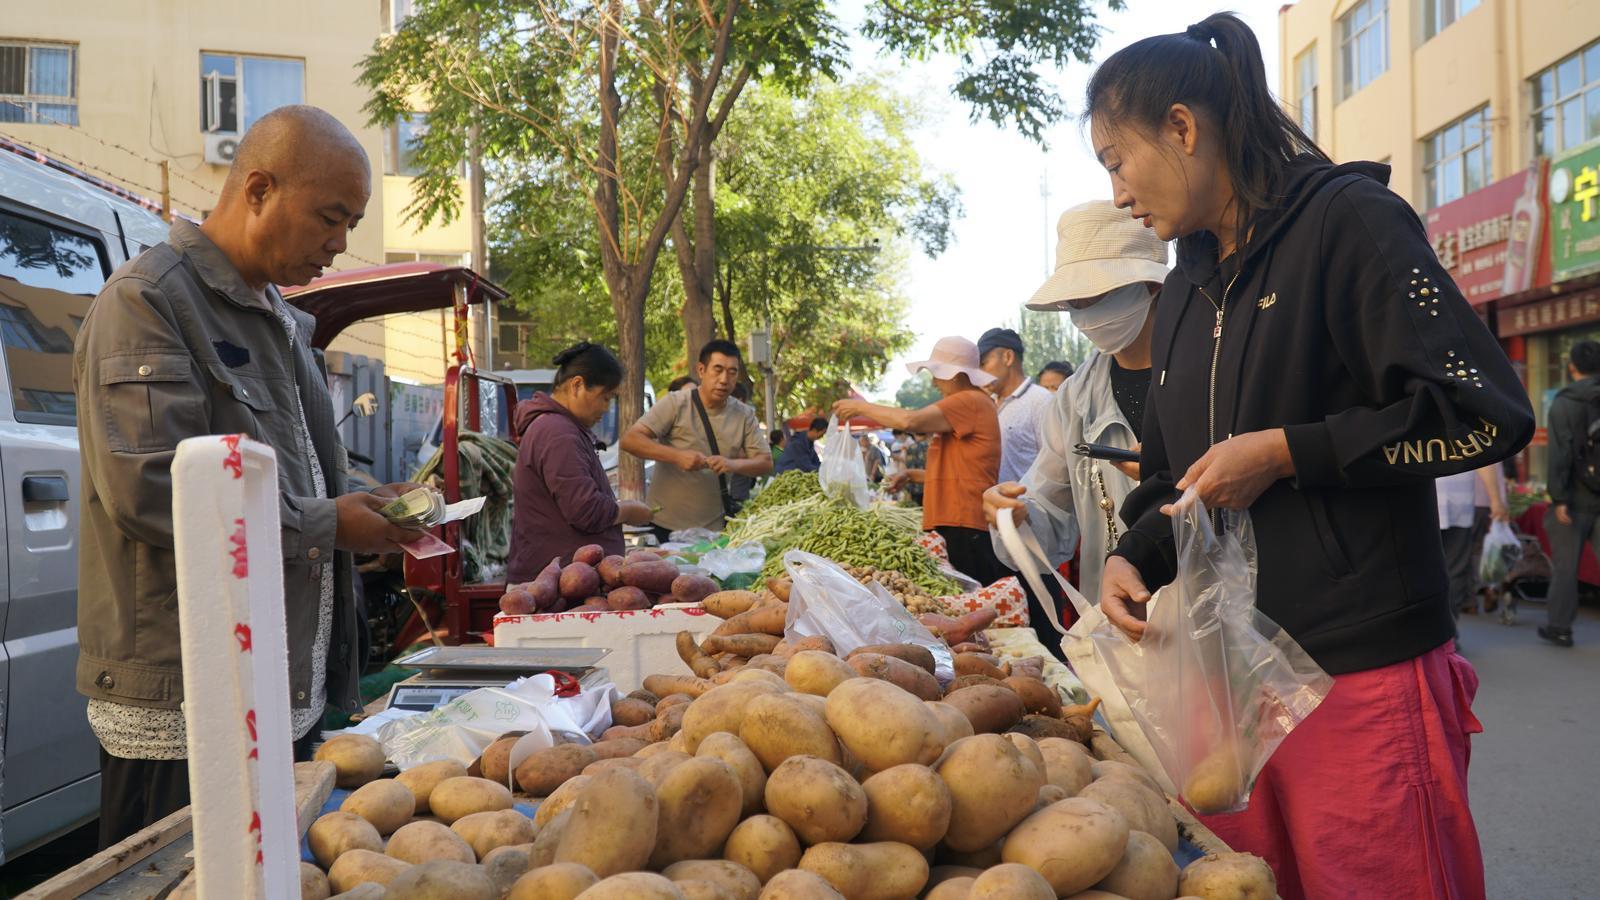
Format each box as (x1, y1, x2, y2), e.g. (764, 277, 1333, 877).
(1068, 283, 1154, 354)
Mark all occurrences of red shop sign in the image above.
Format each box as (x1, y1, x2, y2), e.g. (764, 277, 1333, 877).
(1499, 291, 1600, 337)
(1425, 163, 1549, 306)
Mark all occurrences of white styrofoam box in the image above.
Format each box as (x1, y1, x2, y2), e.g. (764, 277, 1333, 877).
(493, 604, 719, 693)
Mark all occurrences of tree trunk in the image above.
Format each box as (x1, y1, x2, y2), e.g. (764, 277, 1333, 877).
(678, 151, 718, 364)
(718, 261, 737, 341)
(611, 269, 650, 499)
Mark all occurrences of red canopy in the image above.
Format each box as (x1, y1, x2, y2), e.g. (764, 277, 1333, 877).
(281, 262, 507, 350)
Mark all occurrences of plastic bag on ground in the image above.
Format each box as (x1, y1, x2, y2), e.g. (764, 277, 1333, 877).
(1479, 519, 1521, 584)
(997, 492, 1332, 810)
(782, 549, 954, 683)
(818, 416, 871, 508)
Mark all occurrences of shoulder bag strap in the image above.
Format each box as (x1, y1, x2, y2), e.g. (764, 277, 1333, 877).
(690, 390, 737, 516)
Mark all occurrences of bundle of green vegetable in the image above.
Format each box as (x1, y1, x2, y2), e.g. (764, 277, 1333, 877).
(738, 470, 822, 518)
(757, 501, 961, 597)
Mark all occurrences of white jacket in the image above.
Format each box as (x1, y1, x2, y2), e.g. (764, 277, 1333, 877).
(991, 351, 1140, 604)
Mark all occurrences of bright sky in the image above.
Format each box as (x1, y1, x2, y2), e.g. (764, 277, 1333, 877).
(853, 0, 1285, 399)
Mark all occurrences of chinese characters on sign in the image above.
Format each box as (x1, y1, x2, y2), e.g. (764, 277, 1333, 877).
(1424, 169, 1545, 305)
(1499, 293, 1600, 337)
(1551, 143, 1600, 282)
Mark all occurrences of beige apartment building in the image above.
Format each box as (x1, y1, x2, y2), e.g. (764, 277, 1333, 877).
(1281, 0, 1600, 481)
(0, 0, 471, 382)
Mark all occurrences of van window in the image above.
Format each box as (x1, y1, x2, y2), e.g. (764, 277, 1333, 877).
(0, 208, 106, 424)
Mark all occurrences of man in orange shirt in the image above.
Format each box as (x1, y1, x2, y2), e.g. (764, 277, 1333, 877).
(834, 336, 1006, 586)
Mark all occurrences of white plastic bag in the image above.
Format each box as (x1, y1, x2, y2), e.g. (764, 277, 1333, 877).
(374, 674, 619, 771)
(818, 416, 870, 508)
(1479, 519, 1521, 584)
(998, 493, 1332, 811)
(782, 549, 954, 683)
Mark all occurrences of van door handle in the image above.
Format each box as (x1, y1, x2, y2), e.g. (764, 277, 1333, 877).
(22, 475, 69, 502)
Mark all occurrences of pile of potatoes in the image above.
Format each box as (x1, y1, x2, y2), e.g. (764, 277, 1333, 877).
(307, 642, 1277, 900)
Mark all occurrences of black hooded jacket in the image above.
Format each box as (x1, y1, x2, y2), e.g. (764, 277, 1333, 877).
(1546, 376, 1600, 514)
(1112, 159, 1535, 675)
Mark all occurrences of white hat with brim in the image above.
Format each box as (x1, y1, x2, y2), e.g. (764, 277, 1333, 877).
(1025, 200, 1171, 311)
(905, 336, 998, 387)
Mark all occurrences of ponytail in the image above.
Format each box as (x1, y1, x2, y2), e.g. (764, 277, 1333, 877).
(551, 341, 623, 391)
(1086, 12, 1329, 243)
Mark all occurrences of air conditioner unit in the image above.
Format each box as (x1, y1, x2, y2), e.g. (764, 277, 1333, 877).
(204, 133, 240, 166)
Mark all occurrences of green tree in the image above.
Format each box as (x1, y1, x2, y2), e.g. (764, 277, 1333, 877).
(1015, 306, 1093, 370)
(895, 370, 942, 409)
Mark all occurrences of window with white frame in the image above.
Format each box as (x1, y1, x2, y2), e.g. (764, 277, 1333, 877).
(0, 40, 77, 125)
(1339, 0, 1388, 100)
(1530, 38, 1600, 158)
(1295, 46, 1317, 140)
(1425, 0, 1481, 41)
(1424, 105, 1492, 210)
(385, 250, 468, 267)
(386, 113, 466, 178)
(200, 53, 304, 134)
(382, 0, 415, 33)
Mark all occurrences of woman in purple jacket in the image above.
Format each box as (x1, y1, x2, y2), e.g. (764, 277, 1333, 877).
(509, 343, 653, 581)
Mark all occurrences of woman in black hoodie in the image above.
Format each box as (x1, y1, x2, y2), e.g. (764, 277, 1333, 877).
(1087, 14, 1531, 900)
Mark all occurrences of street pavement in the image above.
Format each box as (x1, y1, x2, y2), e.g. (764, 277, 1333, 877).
(1459, 600, 1600, 898)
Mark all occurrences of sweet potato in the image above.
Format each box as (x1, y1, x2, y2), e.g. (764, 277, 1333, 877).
(529, 557, 562, 610)
(943, 685, 1026, 734)
(847, 653, 941, 701)
(573, 544, 606, 567)
(714, 604, 788, 637)
(624, 559, 680, 594)
(848, 644, 936, 674)
(773, 635, 834, 659)
(703, 590, 760, 619)
(627, 548, 663, 563)
(598, 554, 627, 588)
(945, 674, 1005, 695)
(954, 653, 1008, 680)
(592, 738, 649, 760)
(1004, 676, 1063, 717)
(644, 674, 713, 698)
(703, 633, 783, 657)
(672, 573, 720, 605)
(602, 723, 653, 742)
(677, 630, 722, 679)
(651, 704, 688, 742)
(611, 698, 656, 727)
(744, 654, 787, 676)
(766, 577, 792, 602)
(920, 609, 997, 646)
(607, 586, 650, 610)
(629, 688, 661, 705)
(1009, 714, 1087, 742)
(559, 562, 602, 601)
(656, 693, 694, 713)
(499, 589, 535, 615)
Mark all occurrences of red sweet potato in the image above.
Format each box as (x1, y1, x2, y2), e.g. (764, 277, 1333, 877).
(530, 557, 562, 610)
(559, 562, 601, 600)
(573, 544, 606, 567)
(623, 559, 680, 594)
(598, 555, 627, 588)
(670, 573, 719, 605)
(607, 586, 650, 611)
(499, 589, 535, 615)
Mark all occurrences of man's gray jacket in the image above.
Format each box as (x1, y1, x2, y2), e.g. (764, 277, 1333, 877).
(74, 220, 360, 715)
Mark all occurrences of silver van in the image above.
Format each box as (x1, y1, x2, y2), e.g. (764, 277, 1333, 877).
(0, 143, 168, 862)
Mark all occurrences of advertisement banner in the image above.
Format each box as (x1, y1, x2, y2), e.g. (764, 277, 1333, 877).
(1425, 164, 1547, 305)
(1550, 142, 1600, 282)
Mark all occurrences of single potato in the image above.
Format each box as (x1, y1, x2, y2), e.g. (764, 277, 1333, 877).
(1096, 829, 1181, 900)
(430, 776, 515, 825)
(327, 849, 407, 893)
(386, 819, 477, 865)
(724, 815, 803, 884)
(384, 860, 497, 900)
(757, 869, 847, 899)
(858, 764, 952, 850)
(934, 734, 1044, 852)
(574, 872, 686, 899)
(396, 760, 470, 815)
(1178, 852, 1278, 900)
(968, 863, 1055, 900)
(798, 841, 929, 900)
(340, 778, 416, 835)
(763, 755, 867, 845)
(508, 862, 599, 900)
(663, 860, 762, 900)
(696, 732, 768, 817)
(650, 757, 746, 869)
(316, 734, 386, 789)
(307, 811, 381, 869)
(824, 678, 945, 772)
(1000, 797, 1130, 897)
(452, 809, 537, 860)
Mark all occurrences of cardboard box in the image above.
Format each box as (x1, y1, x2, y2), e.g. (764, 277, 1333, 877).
(492, 604, 719, 693)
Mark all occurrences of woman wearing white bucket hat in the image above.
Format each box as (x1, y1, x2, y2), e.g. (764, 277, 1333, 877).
(983, 200, 1169, 610)
(834, 337, 1007, 587)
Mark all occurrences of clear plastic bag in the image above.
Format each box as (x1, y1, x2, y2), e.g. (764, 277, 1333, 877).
(782, 549, 954, 683)
(997, 492, 1332, 811)
(818, 416, 870, 508)
(698, 541, 767, 580)
(1479, 519, 1521, 584)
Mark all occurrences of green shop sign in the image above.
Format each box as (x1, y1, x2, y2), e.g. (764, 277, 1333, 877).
(1551, 141, 1600, 281)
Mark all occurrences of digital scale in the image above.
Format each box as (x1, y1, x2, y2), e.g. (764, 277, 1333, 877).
(383, 646, 612, 713)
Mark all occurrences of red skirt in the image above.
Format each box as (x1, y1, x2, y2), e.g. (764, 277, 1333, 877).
(1197, 641, 1485, 900)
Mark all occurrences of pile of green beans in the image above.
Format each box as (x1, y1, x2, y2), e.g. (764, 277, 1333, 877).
(737, 470, 821, 519)
(759, 502, 961, 597)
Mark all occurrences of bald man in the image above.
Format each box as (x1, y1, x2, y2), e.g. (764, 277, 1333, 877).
(74, 105, 425, 845)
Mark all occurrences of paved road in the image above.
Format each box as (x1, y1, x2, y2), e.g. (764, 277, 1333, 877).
(1459, 601, 1600, 899)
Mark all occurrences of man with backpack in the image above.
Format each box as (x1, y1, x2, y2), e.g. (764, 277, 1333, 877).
(1542, 340, 1600, 647)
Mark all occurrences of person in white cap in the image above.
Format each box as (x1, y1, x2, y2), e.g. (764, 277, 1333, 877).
(833, 337, 1005, 586)
(983, 199, 1169, 609)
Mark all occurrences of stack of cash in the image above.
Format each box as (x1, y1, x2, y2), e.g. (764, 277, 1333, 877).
(379, 487, 447, 528)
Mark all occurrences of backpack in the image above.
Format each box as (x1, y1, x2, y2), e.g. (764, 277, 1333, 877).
(1577, 392, 1600, 494)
